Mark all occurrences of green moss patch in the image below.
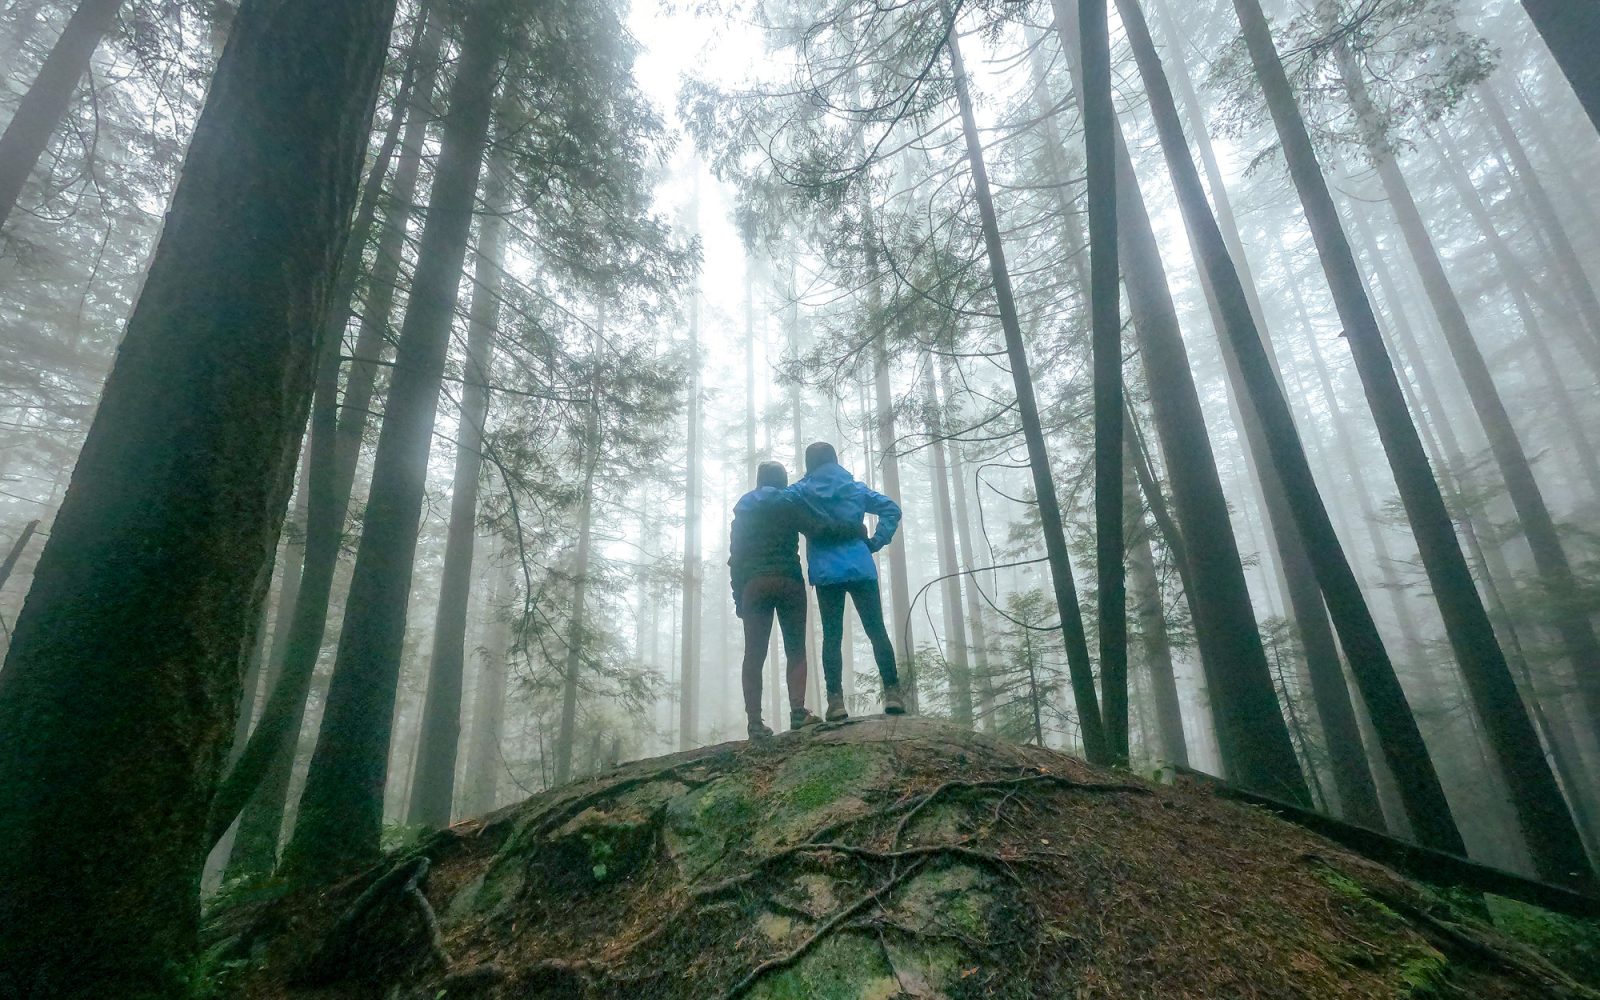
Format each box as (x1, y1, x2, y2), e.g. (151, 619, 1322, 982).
(746, 932, 899, 1000)
(664, 774, 760, 877)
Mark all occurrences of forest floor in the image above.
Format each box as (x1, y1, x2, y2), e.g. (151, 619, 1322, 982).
(201, 717, 1600, 998)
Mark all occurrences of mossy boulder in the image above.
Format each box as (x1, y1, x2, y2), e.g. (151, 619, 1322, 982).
(206, 717, 1600, 999)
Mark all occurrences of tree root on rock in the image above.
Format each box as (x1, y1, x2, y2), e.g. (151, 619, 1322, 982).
(721, 856, 931, 999)
(294, 855, 450, 986)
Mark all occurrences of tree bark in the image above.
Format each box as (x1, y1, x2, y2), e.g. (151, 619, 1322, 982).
(280, 3, 499, 882)
(0, 0, 126, 231)
(948, 18, 1106, 762)
(206, 15, 439, 856)
(941, 366, 997, 731)
(1232, 0, 1584, 877)
(1425, 125, 1600, 501)
(1519, 0, 1600, 135)
(1076, 0, 1128, 766)
(406, 153, 507, 827)
(1141, 0, 1386, 825)
(868, 288, 916, 709)
(1477, 88, 1600, 362)
(1123, 436, 1187, 767)
(0, 0, 396, 991)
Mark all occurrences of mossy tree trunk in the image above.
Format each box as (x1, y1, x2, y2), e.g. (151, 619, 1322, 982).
(0, 0, 397, 992)
(209, 12, 443, 861)
(280, 2, 500, 882)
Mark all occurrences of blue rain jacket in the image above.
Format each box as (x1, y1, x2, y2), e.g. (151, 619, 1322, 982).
(786, 462, 901, 587)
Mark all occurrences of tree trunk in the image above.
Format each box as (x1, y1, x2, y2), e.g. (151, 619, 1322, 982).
(0, 0, 126, 231)
(256, 448, 313, 730)
(1142, 0, 1387, 824)
(1075, 0, 1128, 766)
(1519, 0, 1600, 134)
(789, 267, 823, 715)
(948, 19, 1106, 762)
(1504, 77, 1600, 255)
(923, 367, 973, 726)
(1284, 265, 1428, 664)
(1123, 436, 1187, 767)
(555, 319, 604, 785)
(227, 453, 309, 771)
(1477, 88, 1600, 363)
(463, 560, 510, 816)
(679, 183, 703, 751)
(406, 154, 507, 827)
(941, 367, 997, 731)
(280, 4, 499, 881)
(869, 303, 916, 709)
(0, 0, 396, 990)
(745, 258, 758, 488)
(1426, 124, 1600, 501)
(0, 520, 40, 596)
(206, 13, 439, 854)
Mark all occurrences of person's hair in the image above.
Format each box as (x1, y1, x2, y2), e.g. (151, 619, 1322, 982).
(804, 441, 838, 473)
(756, 460, 787, 490)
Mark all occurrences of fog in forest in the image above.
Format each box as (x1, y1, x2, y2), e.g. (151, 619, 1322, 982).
(2, 0, 1600, 993)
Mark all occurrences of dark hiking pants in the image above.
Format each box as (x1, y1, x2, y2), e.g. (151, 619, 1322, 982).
(816, 578, 897, 697)
(739, 575, 808, 716)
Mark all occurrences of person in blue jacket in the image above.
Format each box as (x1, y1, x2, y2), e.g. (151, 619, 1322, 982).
(729, 460, 863, 739)
(788, 441, 906, 721)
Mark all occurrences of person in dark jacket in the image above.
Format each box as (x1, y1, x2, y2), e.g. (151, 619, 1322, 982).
(729, 460, 861, 738)
(787, 441, 905, 722)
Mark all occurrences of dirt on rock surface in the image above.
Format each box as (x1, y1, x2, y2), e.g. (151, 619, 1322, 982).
(204, 717, 1599, 999)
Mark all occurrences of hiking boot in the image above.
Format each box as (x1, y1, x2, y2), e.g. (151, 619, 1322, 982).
(790, 707, 823, 730)
(825, 692, 849, 723)
(747, 719, 774, 740)
(882, 683, 906, 715)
